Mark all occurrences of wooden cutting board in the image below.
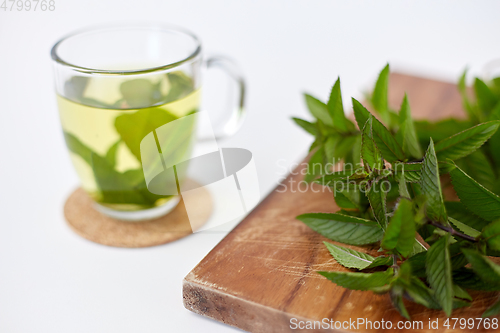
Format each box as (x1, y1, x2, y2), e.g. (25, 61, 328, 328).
(183, 73, 499, 332)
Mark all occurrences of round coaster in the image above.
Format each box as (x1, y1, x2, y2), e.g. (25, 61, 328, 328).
(64, 180, 212, 248)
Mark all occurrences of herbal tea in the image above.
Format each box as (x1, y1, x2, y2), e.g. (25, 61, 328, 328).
(58, 72, 200, 211)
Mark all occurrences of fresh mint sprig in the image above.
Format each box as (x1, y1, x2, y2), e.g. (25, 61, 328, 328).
(294, 64, 500, 319)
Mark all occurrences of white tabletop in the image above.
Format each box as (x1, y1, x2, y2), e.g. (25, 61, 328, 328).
(1, 1, 500, 332)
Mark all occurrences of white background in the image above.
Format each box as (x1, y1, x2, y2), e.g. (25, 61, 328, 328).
(1, 1, 500, 332)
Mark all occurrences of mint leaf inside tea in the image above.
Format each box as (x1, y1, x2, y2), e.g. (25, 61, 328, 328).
(58, 71, 199, 211)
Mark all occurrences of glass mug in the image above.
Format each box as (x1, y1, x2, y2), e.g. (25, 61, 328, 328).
(51, 24, 245, 221)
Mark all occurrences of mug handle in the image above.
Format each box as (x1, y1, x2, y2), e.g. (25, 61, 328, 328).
(200, 56, 246, 140)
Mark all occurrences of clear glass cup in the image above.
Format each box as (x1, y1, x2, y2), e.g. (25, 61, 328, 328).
(51, 24, 245, 221)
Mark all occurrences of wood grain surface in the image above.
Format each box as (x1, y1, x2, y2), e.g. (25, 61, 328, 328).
(183, 73, 499, 332)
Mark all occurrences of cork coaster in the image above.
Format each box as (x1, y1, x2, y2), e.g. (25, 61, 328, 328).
(64, 180, 212, 248)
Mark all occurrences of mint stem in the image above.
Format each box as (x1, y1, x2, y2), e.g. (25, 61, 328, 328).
(429, 221, 477, 242)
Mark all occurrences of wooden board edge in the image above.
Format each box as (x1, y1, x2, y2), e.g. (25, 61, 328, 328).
(182, 277, 335, 333)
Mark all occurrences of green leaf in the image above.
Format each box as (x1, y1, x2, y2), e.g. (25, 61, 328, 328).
(361, 116, 383, 171)
(408, 239, 427, 257)
(426, 234, 453, 316)
(415, 119, 472, 148)
(464, 150, 496, 191)
(63, 131, 94, 165)
(390, 286, 410, 320)
(461, 248, 500, 286)
(405, 277, 441, 309)
(304, 148, 325, 182)
(90, 153, 160, 206)
(407, 251, 427, 278)
(333, 188, 365, 210)
(447, 217, 480, 238)
(327, 78, 351, 132)
(434, 121, 500, 161)
(420, 139, 447, 224)
(323, 242, 375, 270)
(445, 201, 490, 231)
(481, 219, 500, 251)
(483, 297, 500, 317)
(163, 71, 195, 104)
(458, 69, 477, 121)
(453, 284, 472, 301)
(292, 117, 318, 136)
(450, 166, 500, 221)
(394, 162, 422, 183)
(366, 256, 393, 269)
(366, 180, 388, 230)
(114, 106, 178, 162)
(381, 199, 416, 257)
(353, 98, 405, 163)
(397, 94, 422, 159)
(324, 135, 357, 164)
(453, 268, 500, 291)
(371, 64, 391, 124)
(304, 94, 332, 126)
(297, 213, 383, 246)
(397, 170, 411, 199)
(318, 268, 393, 291)
(63, 132, 166, 207)
(474, 78, 498, 116)
(105, 140, 121, 167)
(316, 168, 367, 187)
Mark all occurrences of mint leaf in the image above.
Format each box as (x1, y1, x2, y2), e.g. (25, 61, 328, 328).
(304, 148, 325, 182)
(366, 180, 388, 230)
(426, 234, 453, 316)
(434, 121, 500, 161)
(405, 277, 441, 310)
(453, 268, 500, 291)
(366, 255, 393, 269)
(90, 153, 158, 206)
(448, 217, 480, 238)
(304, 94, 332, 126)
(353, 98, 405, 163)
(445, 201, 490, 231)
(474, 78, 498, 116)
(453, 284, 472, 301)
(390, 285, 410, 320)
(464, 150, 496, 191)
(483, 297, 500, 317)
(63, 131, 94, 165)
(318, 268, 393, 291)
(292, 117, 318, 136)
(361, 116, 383, 171)
(394, 162, 422, 183)
(415, 119, 472, 148)
(381, 199, 416, 257)
(114, 106, 178, 162)
(164, 71, 195, 103)
(450, 166, 500, 221)
(371, 64, 391, 124)
(481, 219, 500, 252)
(458, 69, 479, 121)
(105, 140, 121, 167)
(420, 139, 447, 224)
(333, 188, 364, 210)
(324, 135, 357, 164)
(397, 94, 423, 159)
(461, 248, 500, 286)
(323, 242, 375, 270)
(327, 78, 351, 132)
(397, 170, 411, 198)
(297, 213, 383, 245)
